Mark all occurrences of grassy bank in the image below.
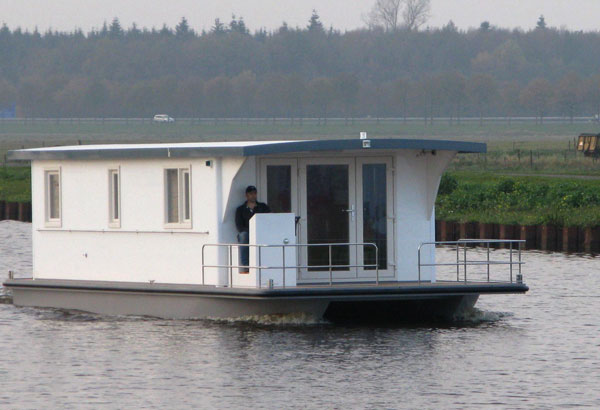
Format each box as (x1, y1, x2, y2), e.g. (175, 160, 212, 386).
(0, 167, 31, 203)
(436, 172, 600, 227)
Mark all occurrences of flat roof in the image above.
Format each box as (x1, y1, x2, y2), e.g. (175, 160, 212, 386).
(7, 139, 486, 161)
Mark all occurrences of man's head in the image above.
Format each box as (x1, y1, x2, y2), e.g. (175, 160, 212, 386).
(245, 185, 257, 202)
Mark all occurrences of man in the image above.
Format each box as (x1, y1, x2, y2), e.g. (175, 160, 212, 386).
(235, 185, 271, 273)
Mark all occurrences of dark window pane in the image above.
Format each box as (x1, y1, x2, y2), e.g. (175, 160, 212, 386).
(363, 164, 387, 270)
(183, 172, 190, 220)
(266, 165, 291, 213)
(166, 169, 179, 223)
(307, 164, 349, 271)
(112, 172, 119, 220)
(49, 173, 60, 220)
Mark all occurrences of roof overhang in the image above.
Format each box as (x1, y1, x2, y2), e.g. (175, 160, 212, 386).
(7, 139, 486, 161)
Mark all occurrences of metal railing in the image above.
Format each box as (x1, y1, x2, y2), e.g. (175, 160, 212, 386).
(201, 242, 379, 288)
(417, 239, 525, 284)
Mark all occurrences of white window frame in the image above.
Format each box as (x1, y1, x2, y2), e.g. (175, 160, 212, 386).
(164, 166, 192, 228)
(108, 167, 121, 228)
(44, 168, 62, 228)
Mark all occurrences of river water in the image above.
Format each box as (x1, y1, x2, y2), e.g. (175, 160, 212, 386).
(0, 220, 598, 409)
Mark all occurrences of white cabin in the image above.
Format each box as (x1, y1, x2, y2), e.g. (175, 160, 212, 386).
(13, 139, 485, 288)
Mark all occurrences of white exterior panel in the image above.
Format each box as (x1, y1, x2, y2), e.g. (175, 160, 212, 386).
(31, 158, 248, 285)
(29, 147, 456, 286)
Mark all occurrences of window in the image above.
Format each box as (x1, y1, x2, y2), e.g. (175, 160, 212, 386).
(108, 169, 120, 227)
(266, 165, 291, 212)
(45, 169, 61, 227)
(164, 168, 191, 227)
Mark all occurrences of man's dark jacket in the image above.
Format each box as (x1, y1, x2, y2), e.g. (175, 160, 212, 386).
(235, 202, 271, 232)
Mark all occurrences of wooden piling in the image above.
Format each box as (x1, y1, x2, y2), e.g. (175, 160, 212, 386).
(499, 224, 519, 248)
(583, 227, 600, 254)
(562, 226, 579, 253)
(519, 225, 537, 249)
(479, 223, 494, 240)
(538, 225, 559, 251)
(440, 221, 455, 241)
(459, 222, 476, 240)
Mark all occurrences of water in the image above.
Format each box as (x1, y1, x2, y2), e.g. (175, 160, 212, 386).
(1, 220, 599, 409)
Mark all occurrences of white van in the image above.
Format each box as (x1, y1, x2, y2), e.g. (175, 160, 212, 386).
(152, 114, 174, 123)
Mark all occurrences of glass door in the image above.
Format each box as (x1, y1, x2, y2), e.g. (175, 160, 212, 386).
(356, 157, 395, 278)
(299, 158, 356, 280)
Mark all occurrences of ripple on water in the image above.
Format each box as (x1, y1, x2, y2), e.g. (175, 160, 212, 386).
(1, 220, 599, 409)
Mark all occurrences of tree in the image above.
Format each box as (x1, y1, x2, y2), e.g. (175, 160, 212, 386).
(333, 73, 360, 124)
(307, 10, 324, 33)
(307, 78, 334, 124)
(109, 18, 123, 38)
(367, 0, 430, 31)
(204, 76, 232, 119)
(174, 77, 204, 117)
(556, 72, 584, 123)
(403, 0, 431, 31)
(211, 18, 226, 35)
(519, 78, 553, 124)
(499, 81, 521, 124)
(367, 0, 402, 31)
(536, 15, 547, 30)
(175, 17, 193, 38)
(231, 71, 257, 120)
(256, 74, 287, 120)
(440, 72, 466, 124)
(467, 74, 497, 126)
(390, 78, 410, 122)
(586, 74, 600, 120)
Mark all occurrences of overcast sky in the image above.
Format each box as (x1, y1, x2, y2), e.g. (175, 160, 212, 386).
(2, 0, 599, 33)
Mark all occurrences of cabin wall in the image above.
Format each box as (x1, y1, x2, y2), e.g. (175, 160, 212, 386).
(30, 158, 246, 285)
(393, 150, 455, 281)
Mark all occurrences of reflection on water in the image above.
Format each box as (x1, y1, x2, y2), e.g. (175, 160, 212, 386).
(0, 221, 599, 408)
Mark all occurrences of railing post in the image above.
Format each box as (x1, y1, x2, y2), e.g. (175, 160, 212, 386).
(258, 246, 262, 288)
(518, 241, 522, 276)
(282, 245, 286, 288)
(202, 244, 205, 285)
(463, 242, 467, 283)
(229, 245, 233, 288)
(375, 245, 379, 285)
(456, 243, 460, 282)
(487, 242, 490, 282)
(329, 244, 333, 286)
(509, 241, 513, 283)
(418, 245, 421, 284)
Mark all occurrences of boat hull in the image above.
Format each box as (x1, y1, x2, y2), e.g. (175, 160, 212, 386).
(3, 279, 527, 323)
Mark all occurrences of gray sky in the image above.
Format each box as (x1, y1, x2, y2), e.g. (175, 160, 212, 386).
(2, 0, 599, 33)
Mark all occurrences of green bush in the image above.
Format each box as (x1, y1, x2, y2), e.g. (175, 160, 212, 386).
(436, 172, 600, 227)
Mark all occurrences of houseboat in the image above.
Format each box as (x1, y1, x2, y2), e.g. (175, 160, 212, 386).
(3, 138, 528, 322)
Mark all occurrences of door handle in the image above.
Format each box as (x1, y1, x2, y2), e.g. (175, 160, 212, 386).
(342, 205, 355, 221)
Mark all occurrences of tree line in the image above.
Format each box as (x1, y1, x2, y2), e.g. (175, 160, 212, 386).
(1, 12, 600, 121)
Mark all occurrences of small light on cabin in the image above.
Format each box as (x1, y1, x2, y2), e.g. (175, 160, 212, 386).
(359, 132, 367, 140)
(362, 140, 371, 148)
